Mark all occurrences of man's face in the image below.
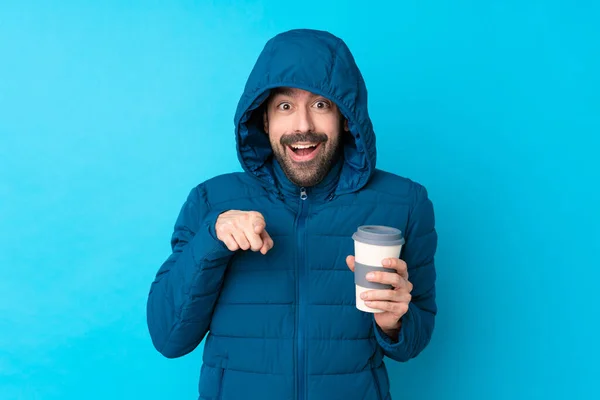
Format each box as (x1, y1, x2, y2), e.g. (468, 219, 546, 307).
(263, 87, 347, 187)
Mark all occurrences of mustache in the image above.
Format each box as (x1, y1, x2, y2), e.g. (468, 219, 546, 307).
(280, 132, 328, 146)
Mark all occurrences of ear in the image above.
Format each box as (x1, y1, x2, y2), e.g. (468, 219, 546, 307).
(263, 109, 269, 134)
(344, 118, 349, 132)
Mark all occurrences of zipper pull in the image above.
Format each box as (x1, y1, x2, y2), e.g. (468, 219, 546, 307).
(300, 187, 308, 200)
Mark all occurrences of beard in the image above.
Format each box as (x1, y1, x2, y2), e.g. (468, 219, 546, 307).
(271, 131, 342, 187)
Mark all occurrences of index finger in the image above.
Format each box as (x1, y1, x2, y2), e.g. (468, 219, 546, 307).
(382, 258, 408, 279)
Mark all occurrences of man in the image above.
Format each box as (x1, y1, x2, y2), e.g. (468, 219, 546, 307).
(146, 29, 437, 400)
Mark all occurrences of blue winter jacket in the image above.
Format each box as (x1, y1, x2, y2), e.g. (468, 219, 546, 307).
(146, 29, 438, 400)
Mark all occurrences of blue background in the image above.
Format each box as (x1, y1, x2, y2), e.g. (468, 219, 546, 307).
(1, 1, 598, 399)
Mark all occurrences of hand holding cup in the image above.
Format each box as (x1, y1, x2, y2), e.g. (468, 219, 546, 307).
(347, 225, 411, 336)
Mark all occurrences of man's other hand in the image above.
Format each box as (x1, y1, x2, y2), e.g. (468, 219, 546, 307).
(346, 256, 412, 339)
(216, 210, 274, 254)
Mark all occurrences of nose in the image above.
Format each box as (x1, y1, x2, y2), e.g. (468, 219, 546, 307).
(292, 106, 315, 133)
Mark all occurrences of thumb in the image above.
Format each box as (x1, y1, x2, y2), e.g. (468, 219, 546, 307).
(346, 255, 355, 272)
(253, 219, 266, 234)
(259, 230, 273, 255)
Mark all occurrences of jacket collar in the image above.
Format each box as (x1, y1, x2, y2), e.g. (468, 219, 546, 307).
(272, 155, 343, 202)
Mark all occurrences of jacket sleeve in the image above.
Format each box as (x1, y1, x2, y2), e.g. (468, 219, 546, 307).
(146, 184, 233, 358)
(374, 183, 438, 362)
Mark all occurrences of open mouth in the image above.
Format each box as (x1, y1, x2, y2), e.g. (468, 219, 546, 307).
(287, 142, 322, 162)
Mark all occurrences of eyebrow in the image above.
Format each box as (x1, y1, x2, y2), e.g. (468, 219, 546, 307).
(270, 87, 325, 100)
(270, 87, 299, 98)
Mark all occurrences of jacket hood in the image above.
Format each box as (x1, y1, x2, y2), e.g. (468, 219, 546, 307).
(233, 29, 376, 195)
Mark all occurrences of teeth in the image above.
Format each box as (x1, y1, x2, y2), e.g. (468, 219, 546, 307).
(291, 144, 318, 149)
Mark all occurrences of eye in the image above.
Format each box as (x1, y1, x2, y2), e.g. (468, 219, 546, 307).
(313, 100, 330, 110)
(277, 102, 292, 111)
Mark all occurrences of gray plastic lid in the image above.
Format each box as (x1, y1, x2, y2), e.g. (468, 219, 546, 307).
(352, 225, 405, 246)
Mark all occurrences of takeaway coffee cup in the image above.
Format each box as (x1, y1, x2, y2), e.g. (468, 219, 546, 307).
(352, 225, 405, 313)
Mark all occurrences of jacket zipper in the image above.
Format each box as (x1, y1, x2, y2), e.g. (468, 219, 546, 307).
(296, 186, 308, 400)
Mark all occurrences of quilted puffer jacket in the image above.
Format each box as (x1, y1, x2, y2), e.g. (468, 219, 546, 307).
(146, 29, 438, 400)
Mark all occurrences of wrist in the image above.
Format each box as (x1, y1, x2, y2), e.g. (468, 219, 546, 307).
(380, 321, 402, 342)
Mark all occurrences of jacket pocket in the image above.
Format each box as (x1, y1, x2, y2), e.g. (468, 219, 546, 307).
(371, 366, 383, 400)
(199, 364, 225, 400)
